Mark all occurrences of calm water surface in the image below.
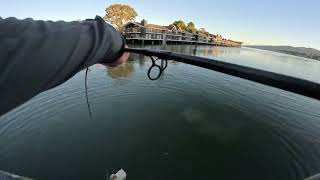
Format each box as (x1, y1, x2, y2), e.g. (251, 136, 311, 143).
(1, 45, 320, 180)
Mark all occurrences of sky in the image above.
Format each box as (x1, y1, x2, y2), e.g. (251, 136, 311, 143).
(1, 0, 320, 49)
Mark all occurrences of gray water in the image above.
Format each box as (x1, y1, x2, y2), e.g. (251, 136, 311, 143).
(1, 45, 320, 180)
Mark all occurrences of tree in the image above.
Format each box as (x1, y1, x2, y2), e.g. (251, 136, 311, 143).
(198, 28, 206, 32)
(187, 22, 197, 33)
(198, 28, 209, 36)
(104, 4, 138, 30)
(173, 20, 187, 31)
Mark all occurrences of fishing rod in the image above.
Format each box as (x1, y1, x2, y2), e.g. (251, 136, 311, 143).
(124, 47, 320, 101)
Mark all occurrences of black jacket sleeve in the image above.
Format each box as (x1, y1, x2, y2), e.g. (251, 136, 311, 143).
(0, 16, 126, 115)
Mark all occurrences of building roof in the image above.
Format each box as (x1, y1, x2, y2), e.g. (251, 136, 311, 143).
(145, 24, 169, 30)
(124, 21, 192, 33)
(124, 22, 169, 30)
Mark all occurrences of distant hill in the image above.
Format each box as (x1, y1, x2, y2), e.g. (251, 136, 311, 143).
(247, 45, 320, 61)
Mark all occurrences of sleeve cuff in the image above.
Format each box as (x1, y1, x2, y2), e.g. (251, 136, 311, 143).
(103, 33, 126, 63)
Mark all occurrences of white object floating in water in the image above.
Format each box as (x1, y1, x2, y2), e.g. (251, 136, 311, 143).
(109, 169, 127, 180)
(0, 170, 33, 180)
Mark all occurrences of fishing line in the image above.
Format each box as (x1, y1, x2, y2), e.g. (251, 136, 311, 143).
(85, 67, 93, 119)
(84, 57, 166, 119)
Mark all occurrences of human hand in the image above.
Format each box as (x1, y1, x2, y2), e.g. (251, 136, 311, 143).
(105, 45, 130, 67)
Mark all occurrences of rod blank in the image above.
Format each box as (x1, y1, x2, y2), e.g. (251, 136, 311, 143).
(124, 48, 320, 101)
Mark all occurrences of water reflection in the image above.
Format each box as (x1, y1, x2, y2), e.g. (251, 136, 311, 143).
(0, 45, 320, 180)
(106, 61, 135, 79)
(142, 44, 198, 55)
(141, 44, 241, 57)
(196, 46, 241, 57)
(137, 54, 146, 67)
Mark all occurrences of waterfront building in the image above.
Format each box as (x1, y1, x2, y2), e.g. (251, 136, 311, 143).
(123, 19, 242, 47)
